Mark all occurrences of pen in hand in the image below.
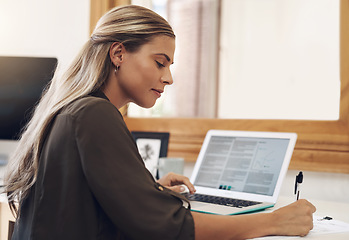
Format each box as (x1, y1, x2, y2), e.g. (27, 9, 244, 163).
(294, 171, 303, 201)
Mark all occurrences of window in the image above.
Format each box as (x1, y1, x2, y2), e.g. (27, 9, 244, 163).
(128, 0, 340, 121)
(123, 0, 349, 173)
(219, 0, 340, 120)
(128, 0, 219, 118)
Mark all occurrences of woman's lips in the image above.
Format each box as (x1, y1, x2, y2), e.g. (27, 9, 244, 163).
(152, 88, 163, 98)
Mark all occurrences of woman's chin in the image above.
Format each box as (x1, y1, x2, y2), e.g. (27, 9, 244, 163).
(137, 101, 156, 109)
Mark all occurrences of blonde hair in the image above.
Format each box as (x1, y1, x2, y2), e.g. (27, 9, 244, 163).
(4, 5, 175, 216)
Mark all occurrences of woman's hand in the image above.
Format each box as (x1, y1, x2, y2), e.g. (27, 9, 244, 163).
(271, 199, 316, 236)
(191, 199, 316, 240)
(157, 172, 196, 194)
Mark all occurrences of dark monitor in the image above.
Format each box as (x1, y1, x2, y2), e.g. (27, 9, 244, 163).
(0, 56, 57, 140)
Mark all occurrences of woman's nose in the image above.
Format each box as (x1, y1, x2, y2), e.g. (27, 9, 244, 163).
(161, 68, 173, 85)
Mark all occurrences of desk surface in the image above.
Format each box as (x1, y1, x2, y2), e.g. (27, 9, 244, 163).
(1, 194, 348, 239)
(255, 196, 349, 240)
(183, 162, 349, 239)
(1, 168, 349, 240)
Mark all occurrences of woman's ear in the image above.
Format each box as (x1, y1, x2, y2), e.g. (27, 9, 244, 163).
(109, 42, 125, 67)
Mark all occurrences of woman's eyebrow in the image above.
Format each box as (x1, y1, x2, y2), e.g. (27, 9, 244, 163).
(155, 53, 174, 64)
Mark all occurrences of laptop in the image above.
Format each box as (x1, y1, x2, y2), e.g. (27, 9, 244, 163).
(183, 130, 297, 215)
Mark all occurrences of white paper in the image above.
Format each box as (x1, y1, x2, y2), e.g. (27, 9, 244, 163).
(251, 215, 349, 239)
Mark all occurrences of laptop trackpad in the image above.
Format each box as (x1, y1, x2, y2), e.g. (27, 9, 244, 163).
(190, 201, 208, 209)
(190, 201, 238, 215)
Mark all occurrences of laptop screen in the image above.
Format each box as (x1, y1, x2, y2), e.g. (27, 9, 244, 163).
(193, 136, 290, 196)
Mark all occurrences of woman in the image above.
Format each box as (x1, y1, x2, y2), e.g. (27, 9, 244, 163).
(4, 5, 315, 240)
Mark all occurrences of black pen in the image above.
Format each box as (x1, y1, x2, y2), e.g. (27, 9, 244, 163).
(294, 171, 303, 201)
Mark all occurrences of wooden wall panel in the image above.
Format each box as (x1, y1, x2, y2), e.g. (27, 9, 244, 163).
(125, 117, 349, 173)
(90, 0, 130, 34)
(0, 202, 15, 240)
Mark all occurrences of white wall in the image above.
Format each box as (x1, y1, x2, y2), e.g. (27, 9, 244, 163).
(280, 170, 349, 204)
(0, 0, 90, 70)
(0, 0, 90, 178)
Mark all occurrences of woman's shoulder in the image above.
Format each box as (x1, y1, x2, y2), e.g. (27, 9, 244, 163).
(61, 95, 121, 119)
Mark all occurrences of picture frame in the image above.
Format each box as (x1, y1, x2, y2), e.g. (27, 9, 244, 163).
(131, 131, 170, 179)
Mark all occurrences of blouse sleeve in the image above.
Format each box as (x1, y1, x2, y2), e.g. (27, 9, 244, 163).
(73, 98, 194, 240)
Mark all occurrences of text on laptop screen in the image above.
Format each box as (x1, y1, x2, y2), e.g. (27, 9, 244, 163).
(194, 136, 290, 196)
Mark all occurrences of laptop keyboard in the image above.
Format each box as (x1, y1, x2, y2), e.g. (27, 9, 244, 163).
(182, 193, 261, 208)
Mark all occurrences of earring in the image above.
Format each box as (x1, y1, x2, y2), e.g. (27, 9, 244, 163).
(115, 65, 120, 73)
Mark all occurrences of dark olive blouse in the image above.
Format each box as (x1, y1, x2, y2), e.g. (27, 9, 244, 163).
(11, 91, 194, 240)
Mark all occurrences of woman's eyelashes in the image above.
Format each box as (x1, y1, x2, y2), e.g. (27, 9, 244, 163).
(155, 60, 165, 68)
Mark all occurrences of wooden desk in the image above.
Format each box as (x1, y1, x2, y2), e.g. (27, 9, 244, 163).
(0, 197, 15, 240)
(1, 194, 347, 240)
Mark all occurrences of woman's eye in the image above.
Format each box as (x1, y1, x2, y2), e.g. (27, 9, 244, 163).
(156, 61, 165, 68)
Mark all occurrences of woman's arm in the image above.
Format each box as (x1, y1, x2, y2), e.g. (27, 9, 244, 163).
(158, 172, 316, 239)
(192, 199, 316, 240)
